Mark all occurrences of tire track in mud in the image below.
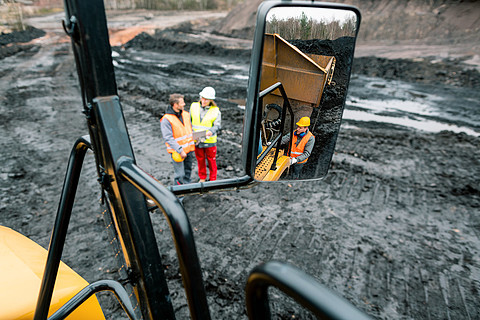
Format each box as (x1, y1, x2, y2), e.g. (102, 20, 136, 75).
(323, 146, 479, 318)
(176, 124, 480, 319)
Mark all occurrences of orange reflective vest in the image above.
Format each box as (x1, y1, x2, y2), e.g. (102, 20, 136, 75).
(290, 131, 314, 164)
(161, 112, 195, 154)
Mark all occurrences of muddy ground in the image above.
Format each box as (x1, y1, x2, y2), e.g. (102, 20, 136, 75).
(1, 9, 480, 320)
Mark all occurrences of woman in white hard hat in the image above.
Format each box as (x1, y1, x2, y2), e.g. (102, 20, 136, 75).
(190, 87, 222, 182)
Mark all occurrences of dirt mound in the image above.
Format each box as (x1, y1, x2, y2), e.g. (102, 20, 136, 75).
(215, 0, 480, 46)
(0, 26, 45, 60)
(214, 0, 261, 39)
(343, 0, 480, 44)
(292, 36, 356, 85)
(124, 30, 251, 60)
(0, 26, 45, 46)
(352, 56, 480, 88)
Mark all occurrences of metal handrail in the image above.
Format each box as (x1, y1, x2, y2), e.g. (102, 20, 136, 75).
(257, 82, 294, 170)
(48, 280, 137, 320)
(117, 156, 211, 320)
(245, 261, 372, 320)
(34, 136, 92, 320)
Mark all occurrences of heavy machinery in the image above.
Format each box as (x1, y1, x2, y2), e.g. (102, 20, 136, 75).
(0, 1, 367, 319)
(255, 33, 336, 181)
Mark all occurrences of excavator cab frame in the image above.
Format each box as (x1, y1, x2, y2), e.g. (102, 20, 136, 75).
(255, 82, 295, 181)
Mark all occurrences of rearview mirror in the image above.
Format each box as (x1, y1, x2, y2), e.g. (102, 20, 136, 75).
(243, 2, 361, 182)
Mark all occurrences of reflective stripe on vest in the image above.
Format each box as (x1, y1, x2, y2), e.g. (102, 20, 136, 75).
(190, 102, 219, 144)
(291, 131, 314, 164)
(161, 112, 195, 153)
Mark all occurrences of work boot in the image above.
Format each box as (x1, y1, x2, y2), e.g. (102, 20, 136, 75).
(199, 179, 206, 183)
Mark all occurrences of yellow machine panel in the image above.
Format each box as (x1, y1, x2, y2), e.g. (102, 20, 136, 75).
(255, 147, 291, 181)
(0, 226, 105, 320)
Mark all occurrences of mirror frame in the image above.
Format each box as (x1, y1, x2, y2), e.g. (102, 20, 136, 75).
(242, 0, 362, 181)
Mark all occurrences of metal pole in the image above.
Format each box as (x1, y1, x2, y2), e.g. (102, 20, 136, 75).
(48, 280, 137, 320)
(34, 136, 92, 320)
(246, 261, 372, 320)
(118, 157, 211, 320)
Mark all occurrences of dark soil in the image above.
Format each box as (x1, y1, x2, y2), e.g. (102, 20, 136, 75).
(1, 12, 480, 320)
(0, 26, 45, 60)
(353, 56, 480, 88)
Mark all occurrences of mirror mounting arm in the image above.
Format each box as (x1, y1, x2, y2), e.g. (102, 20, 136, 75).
(256, 133, 281, 166)
(168, 175, 254, 196)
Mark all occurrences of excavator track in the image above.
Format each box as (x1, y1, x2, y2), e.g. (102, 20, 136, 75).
(255, 147, 290, 181)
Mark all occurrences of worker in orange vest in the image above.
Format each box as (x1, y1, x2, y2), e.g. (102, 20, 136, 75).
(160, 93, 195, 185)
(281, 116, 315, 179)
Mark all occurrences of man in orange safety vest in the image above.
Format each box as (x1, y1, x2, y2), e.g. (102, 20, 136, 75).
(160, 93, 195, 185)
(281, 116, 315, 179)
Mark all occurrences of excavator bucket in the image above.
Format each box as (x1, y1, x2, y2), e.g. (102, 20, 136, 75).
(260, 33, 335, 112)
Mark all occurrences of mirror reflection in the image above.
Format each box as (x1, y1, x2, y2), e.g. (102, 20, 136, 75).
(255, 7, 358, 181)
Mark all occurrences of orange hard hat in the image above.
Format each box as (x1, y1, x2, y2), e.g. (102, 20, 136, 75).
(172, 152, 184, 162)
(296, 117, 310, 127)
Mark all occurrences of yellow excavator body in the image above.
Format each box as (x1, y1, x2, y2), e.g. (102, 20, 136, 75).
(0, 226, 105, 319)
(255, 147, 291, 181)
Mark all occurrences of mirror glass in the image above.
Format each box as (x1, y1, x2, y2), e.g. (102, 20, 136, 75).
(254, 6, 359, 182)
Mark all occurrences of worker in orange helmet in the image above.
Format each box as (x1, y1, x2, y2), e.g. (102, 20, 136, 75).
(160, 93, 195, 185)
(281, 116, 315, 179)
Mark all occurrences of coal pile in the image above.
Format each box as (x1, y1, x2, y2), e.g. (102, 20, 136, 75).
(0, 26, 45, 60)
(124, 30, 251, 60)
(289, 36, 357, 178)
(353, 56, 480, 88)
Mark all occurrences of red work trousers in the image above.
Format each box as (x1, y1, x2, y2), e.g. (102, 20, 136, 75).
(194, 146, 217, 181)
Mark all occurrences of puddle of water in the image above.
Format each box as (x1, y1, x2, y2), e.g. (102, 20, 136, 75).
(343, 109, 479, 136)
(348, 98, 435, 117)
(346, 75, 480, 136)
(232, 74, 249, 80)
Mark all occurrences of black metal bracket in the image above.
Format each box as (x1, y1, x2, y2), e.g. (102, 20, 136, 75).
(118, 156, 211, 320)
(256, 82, 294, 171)
(245, 261, 372, 320)
(62, 15, 77, 38)
(34, 135, 92, 320)
(47, 280, 137, 320)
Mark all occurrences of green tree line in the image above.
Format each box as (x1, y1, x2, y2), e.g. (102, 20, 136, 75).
(266, 12, 357, 40)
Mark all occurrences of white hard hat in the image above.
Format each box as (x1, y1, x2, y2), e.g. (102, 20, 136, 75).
(199, 86, 216, 100)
